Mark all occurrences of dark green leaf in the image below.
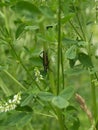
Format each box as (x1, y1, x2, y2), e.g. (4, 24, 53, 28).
(1, 112, 32, 127)
(16, 105, 33, 112)
(66, 105, 78, 111)
(78, 52, 93, 68)
(65, 115, 80, 130)
(11, 1, 41, 18)
(16, 113, 32, 128)
(0, 113, 7, 120)
(62, 13, 75, 24)
(64, 105, 80, 130)
(29, 57, 42, 67)
(15, 23, 26, 39)
(69, 59, 76, 68)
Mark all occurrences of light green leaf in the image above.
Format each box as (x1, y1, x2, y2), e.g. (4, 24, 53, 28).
(59, 86, 75, 100)
(24, 25, 39, 31)
(77, 41, 87, 46)
(66, 45, 77, 59)
(78, 52, 93, 68)
(52, 96, 69, 109)
(38, 92, 54, 102)
(39, 6, 54, 19)
(63, 38, 78, 46)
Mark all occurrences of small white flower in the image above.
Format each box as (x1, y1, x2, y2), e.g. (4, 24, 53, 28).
(5, 103, 8, 106)
(10, 104, 16, 110)
(34, 67, 43, 82)
(8, 99, 12, 104)
(0, 92, 21, 113)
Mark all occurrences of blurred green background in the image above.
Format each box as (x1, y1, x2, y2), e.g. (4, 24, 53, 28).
(0, 0, 98, 130)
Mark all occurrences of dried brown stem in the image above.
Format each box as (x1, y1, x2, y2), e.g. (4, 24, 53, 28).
(75, 93, 93, 124)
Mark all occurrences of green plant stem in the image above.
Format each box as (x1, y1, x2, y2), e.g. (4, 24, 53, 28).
(61, 48, 64, 89)
(71, 5, 98, 123)
(2, 0, 9, 32)
(3, 70, 26, 90)
(57, 108, 65, 130)
(69, 20, 83, 40)
(57, 0, 61, 95)
(88, 33, 93, 57)
(88, 33, 98, 128)
(88, 35, 98, 124)
(90, 70, 97, 123)
(8, 40, 41, 90)
(57, 0, 66, 130)
(2, 0, 41, 91)
(2, 0, 41, 90)
(49, 71, 56, 95)
(95, 0, 97, 23)
(34, 111, 56, 118)
(73, 3, 86, 41)
(76, 13, 86, 41)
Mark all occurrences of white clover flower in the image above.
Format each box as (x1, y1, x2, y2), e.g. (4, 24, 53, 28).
(0, 92, 21, 113)
(12, 92, 21, 104)
(34, 67, 43, 82)
(8, 99, 12, 104)
(9, 104, 16, 110)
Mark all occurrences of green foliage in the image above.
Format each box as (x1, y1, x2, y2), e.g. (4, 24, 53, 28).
(15, 23, 26, 39)
(52, 96, 69, 109)
(0, 112, 32, 127)
(78, 52, 93, 68)
(0, 0, 98, 130)
(64, 106, 80, 130)
(66, 45, 77, 60)
(11, 1, 41, 18)
(59, 86, 75, 100)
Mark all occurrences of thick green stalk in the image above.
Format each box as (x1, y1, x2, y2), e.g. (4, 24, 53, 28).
(57, 0, 65, 130)
(90, 71, 97, 122)
(57, 108, 65, 130)
(57, 0, 61, 95)
(49, 71, 56, 95)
